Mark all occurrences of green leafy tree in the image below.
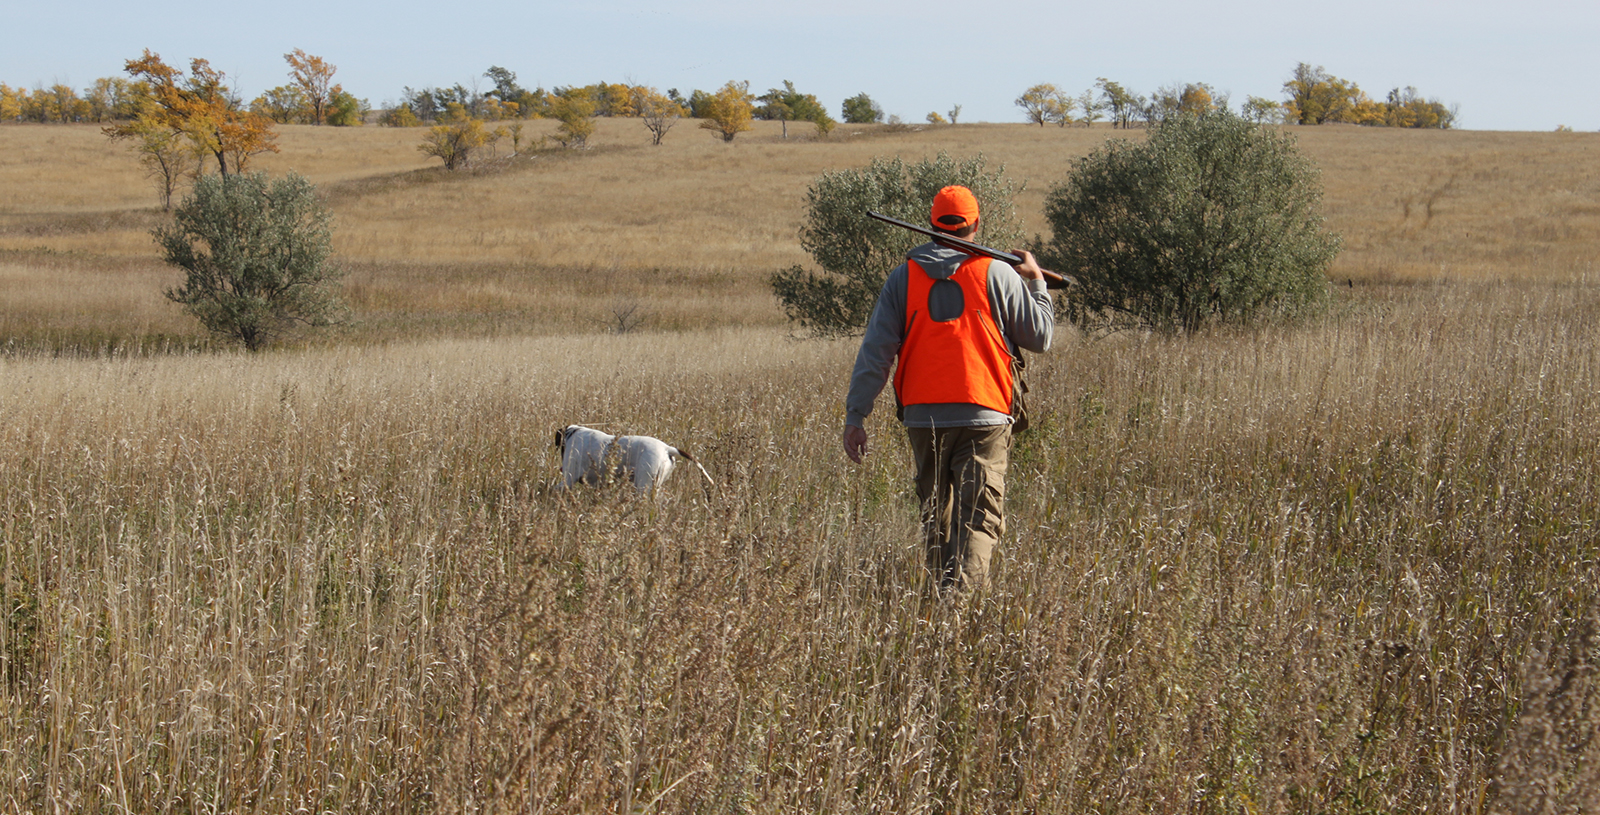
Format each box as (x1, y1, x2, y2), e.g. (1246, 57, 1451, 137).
(1076, 90, 1103, 126)
(251, 85, 309, 123)
(326, 89, 366, 126)
(841, 92, 883, 124)
(158, 171, 345, 351)
(686, 89, 713, 118)
(1242, 95, 1287, 124)
(1038, 110, 1340, 334)
(770, 152, 1025, 336)
(757, 80, 833, 138)
(698, 80, 754, 142)
(1097, 77, 1144, 129)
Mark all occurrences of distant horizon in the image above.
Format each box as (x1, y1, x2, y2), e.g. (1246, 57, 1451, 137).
(3, 0, 1597, 133)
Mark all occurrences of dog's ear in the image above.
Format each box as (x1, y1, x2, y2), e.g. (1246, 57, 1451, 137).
(553, 428, 566, 451)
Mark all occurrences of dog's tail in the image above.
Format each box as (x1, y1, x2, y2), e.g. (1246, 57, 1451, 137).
(671, 447, 717, 493)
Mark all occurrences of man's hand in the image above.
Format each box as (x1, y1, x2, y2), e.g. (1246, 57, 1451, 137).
(843, 424, 868, 463)
(1011, 249, 1044, 282)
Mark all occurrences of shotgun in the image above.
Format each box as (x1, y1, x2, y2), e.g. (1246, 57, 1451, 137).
(866, 210, 1075, 290)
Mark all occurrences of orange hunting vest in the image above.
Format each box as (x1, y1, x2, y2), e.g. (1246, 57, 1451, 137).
(893, 256, 1015, 414)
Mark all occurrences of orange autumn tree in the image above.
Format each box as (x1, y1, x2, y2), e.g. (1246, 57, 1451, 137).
(112, 50, 278, 178)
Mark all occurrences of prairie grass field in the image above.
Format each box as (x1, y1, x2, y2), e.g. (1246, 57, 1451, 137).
(0, 119, 1598, 812)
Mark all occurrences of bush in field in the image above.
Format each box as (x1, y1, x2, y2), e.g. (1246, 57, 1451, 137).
(158, 171, 345, 351)
(770, 153, 1024, 336)
(552, 90, 596, 149)
(698, 80, 755, 143)
(419, 103, 492, 168)
(841, 92, 884, 124)
(1040, 109, 1340, 334)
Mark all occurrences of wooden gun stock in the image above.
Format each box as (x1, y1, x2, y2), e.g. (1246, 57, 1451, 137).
(866, 210, 1074, 290)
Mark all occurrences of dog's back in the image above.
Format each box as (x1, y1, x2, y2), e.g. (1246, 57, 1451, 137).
(612, 434, 684, 492)
(555, 425, 714, 495)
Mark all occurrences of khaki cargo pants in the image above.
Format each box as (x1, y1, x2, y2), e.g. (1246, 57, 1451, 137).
(905, 424, 1011, 592)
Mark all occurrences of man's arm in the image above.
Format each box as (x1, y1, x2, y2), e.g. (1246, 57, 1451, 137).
(842, 265, 908, 462)
(988, 250, 1054, 353)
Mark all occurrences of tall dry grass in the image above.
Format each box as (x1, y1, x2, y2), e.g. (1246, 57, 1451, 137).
(2, 116, 1598, 811)
(2, 277, 1598, 812)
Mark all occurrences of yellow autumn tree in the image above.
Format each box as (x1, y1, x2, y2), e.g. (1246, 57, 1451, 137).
(632, 86, 685, 145)
(418, 103, 492, 169)
(1282, 63, 1369, 125)
(1178, 83, 1215, 115)
(112, 50, 278, 178)
(1016, 83, 1068, 126)
(698, 80, 754, 143)
(480, 98, 519, 121)
(595, 82, 638, 117)
(0, 84, 20, 121)
(551, 90, 596, 148)
(1382, 87, 1455, 129)
(84, 77, 140, 122)
(105, 103, 190, 209)
(381, 104, 421, 127)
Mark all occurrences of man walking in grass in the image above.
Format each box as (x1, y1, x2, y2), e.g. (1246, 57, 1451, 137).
(842, 186, 1056, 592)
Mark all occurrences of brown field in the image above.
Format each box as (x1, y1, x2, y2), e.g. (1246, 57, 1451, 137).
(1, 119, 1599, 812)
(2, 119, 1597, 347)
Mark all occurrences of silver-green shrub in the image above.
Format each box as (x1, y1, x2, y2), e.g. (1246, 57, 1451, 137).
(158, 171, 345, 351)
(1042, 110, 1341, 334)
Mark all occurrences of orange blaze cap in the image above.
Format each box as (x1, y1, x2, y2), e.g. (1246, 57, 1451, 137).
(930, 185, 980, 230)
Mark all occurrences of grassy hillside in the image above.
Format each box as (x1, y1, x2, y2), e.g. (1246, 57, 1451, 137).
(1, 119, 1598, 812)
(2, 120, 1597, 349)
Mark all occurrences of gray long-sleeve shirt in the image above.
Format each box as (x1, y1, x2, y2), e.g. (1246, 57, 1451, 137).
(845, 242, 1055, 428)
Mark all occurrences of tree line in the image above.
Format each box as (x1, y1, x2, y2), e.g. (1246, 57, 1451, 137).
(400, 71, 865, 169)
(4, 55, 1457, 137)
(1015, 65, 1456, 130)
(4, 49, 1468, 201)
(0, 50, 363, 127)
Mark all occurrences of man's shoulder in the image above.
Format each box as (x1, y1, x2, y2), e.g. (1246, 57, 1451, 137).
(882, 262, 911, 291)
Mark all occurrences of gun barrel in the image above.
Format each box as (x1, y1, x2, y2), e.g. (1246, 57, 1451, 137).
(865, 211, 1074, 290)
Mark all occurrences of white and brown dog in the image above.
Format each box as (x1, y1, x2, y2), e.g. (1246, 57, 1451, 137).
(554, 425, 714, 494)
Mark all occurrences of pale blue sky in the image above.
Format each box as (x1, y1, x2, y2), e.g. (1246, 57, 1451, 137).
(4, 0, 1596, 131)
